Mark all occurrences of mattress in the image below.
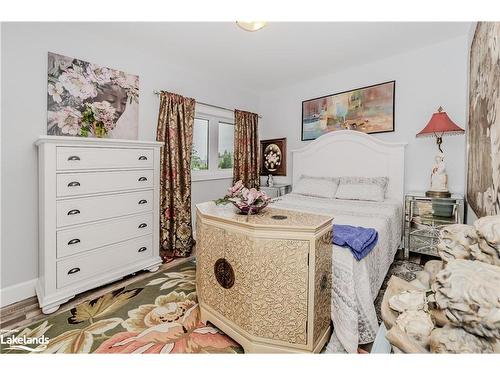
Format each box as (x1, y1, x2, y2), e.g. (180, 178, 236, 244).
(271, 193, 403, 353)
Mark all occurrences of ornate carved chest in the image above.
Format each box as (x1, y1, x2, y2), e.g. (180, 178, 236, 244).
(196, 202, 333, 353)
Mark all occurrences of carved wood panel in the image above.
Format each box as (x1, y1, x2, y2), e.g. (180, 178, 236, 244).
(250, 237, 309, 345)
(197, 214, 329, 348)
(196, 221, 225, 316)
(313, 229, 332, 344)
(222, 230, 255, 332)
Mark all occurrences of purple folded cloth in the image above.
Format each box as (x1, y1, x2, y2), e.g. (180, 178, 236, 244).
(332, 224, 378, 261)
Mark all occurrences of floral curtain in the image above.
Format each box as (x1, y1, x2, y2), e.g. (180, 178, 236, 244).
(156, 92, 195, 261)
(233, 109, 260, 189)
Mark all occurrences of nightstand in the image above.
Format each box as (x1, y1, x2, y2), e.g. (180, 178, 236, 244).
(260, 184, 292, 198)
(404, 192, 464, 259)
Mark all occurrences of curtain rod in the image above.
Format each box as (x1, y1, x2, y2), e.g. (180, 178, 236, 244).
(153, 90, 262, 119)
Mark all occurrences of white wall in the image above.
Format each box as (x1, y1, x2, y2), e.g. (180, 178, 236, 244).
(258, 36, 469, 197)
(0, 23, 258, 294)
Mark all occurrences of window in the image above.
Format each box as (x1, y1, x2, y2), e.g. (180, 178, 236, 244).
(191, 118, 209, 170)
(218, 122, 234, 170)
(191, 108, 234, 181)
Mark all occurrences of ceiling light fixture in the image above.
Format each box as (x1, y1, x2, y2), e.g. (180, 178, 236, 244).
(236, 21, 267, 32)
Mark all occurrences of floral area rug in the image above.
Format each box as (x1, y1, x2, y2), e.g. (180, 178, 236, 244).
(0, 261, 242, 354)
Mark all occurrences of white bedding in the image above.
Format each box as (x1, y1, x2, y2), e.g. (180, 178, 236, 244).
(271, 193, 403, 353)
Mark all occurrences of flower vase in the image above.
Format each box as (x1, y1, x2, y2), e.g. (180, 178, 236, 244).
(232, 201, 269, 215)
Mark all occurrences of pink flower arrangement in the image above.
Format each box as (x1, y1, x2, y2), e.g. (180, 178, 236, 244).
(216, 180, 272, 214)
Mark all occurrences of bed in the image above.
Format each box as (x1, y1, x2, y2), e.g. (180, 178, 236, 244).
(271, 130, 406, 353)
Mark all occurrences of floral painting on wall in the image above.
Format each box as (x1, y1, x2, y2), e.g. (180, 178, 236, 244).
(47, 52, 139, 139)
(260, 138, 287, 176)
(467, 22, 500, 217)
(302, 81, 395, 141)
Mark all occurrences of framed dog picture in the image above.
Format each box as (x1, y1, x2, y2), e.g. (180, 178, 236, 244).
(260, 138, 287, 176)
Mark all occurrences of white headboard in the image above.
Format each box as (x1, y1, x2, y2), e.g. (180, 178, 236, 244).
(292, 130, 407, 202)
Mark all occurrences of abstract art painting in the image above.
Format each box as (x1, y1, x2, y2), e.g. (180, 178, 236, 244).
(467, 22, 500, 217)
(302, 81, 395, 140)
(47, 52, 139, 139)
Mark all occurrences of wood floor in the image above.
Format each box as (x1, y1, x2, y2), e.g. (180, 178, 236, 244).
(0, 255, 195, 331)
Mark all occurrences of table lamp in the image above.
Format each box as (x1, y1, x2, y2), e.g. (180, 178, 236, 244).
(416, 106, 465, 198)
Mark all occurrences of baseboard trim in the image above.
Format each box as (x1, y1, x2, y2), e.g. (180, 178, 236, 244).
(0, 279, 37, 308)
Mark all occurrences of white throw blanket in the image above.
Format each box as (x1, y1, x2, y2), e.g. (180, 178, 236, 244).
(271, 194, 402, 353)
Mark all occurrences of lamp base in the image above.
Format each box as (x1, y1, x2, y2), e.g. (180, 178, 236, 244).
(425, 190, 451, 198)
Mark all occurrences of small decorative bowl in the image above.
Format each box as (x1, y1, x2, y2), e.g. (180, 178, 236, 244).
(232, 201, 269, 215)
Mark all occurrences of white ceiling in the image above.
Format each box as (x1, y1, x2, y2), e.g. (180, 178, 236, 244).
(113, 22, 472, 92)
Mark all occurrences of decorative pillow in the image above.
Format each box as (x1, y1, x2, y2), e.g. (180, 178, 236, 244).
(335, 176, 388, 202)
(293, 175, 339, 199)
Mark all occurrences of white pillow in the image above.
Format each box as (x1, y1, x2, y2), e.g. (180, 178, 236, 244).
(335, 176, 388, 202)
(293, 176, 339, 199)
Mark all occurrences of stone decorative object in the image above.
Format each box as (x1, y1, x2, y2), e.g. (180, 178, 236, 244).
(423, 260, 444, 284)
(385, 325, 428, 353)
(430, 326, 494, 354)
(409, 270, 431, 290)
(429, 308, 450, 327)
(395, 310, 434, 347)
(437, 224, 480, 262)
(474, 215, 500, 249)
(381, 276, 421, 330)
(383, 214, 500, 354)
(473, 215, 500, 265)
(432, 259, 500, 340)
(389, 290, 427, 313)
(437, 217, 500, 266)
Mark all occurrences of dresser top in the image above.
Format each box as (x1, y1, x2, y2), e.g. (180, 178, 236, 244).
(196, 201, 333, 233)
(35, 135, 164, 147)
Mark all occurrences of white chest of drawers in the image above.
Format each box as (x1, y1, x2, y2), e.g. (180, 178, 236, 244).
(35, 136, 163, 314)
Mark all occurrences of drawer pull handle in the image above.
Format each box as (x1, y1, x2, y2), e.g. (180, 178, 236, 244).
(138, 247, 147, 253)
(67, 267, 80, 275)
(138, 199, 147, 205)
(67, 209, 80, 216)
(67, 181, 81, 187)
(67, 238, 81, 245)
(138, 223, 147, 229)
(138, 155, 148, 160)
(138, 177, 148, 182)
(67, 156, 80, 161)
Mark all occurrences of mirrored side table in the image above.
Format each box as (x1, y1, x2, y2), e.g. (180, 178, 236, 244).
(260, 184, 292, 198)
(404, 192, 464, 259)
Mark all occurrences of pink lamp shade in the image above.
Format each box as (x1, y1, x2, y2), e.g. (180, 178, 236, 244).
(416, 107, 465, 138)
